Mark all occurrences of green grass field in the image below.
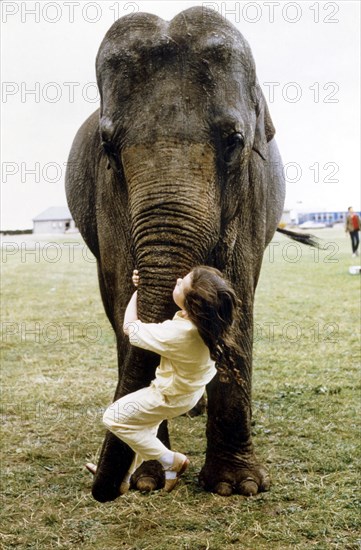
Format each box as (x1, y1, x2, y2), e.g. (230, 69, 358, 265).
(1, 227, 360, 549)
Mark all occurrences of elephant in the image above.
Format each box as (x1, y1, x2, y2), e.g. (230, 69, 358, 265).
(66, 6, 310, 502)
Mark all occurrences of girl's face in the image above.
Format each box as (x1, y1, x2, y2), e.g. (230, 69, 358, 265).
(173, 272, 192, 310)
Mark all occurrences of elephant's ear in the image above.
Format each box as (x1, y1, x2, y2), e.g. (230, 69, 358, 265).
(252, 84, 275, 161)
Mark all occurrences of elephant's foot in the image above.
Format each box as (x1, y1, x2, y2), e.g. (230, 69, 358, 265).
(90, 433, 135, 502)
(90, 430, 170, 500)
(87, 459, 165, 495)
(199, 453, 270, 497)
(131, 460, 165, 492)
(85, 463, 130, 495)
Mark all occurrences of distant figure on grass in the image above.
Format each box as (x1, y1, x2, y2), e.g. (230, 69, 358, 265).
(345, 207, 360, 257)
(88, 267, 241, 493)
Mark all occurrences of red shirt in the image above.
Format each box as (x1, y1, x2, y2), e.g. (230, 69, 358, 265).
(352, 214, 360, 230)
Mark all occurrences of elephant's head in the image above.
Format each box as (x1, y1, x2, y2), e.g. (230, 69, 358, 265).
(95, 7, 278, 321)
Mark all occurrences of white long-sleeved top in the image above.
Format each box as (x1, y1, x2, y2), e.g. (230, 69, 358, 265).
(129, 311, 216, 396)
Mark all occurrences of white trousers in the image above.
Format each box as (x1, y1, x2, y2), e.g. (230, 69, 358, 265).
(102, 384, 203, 474)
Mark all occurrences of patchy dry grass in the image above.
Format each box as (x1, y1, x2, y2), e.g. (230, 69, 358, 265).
(1, 227, 360, 549)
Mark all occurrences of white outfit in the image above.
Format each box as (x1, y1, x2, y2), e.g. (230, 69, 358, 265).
(102, 311, 216, 468)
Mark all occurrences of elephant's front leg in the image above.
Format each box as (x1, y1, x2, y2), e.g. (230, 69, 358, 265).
(91, 347, 169, 502)
(199, 373, 270, 497)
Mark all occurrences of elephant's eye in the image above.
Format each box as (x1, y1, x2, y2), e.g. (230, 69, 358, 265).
(224, 133, 244, 164)
(101, 140, 121, 173)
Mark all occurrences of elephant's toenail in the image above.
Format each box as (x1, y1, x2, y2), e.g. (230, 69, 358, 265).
(136, 476, 157, 492)
(239, 479, 258, 496)
(215, 482, 233, 496)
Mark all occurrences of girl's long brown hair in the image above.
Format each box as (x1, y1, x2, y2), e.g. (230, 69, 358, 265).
(184, 266, 244, 385)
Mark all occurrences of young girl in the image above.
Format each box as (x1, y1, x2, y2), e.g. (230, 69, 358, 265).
(99, 266, 240, 493)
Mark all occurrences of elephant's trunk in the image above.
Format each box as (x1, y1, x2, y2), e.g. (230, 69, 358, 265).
(121, 140, 219, 321)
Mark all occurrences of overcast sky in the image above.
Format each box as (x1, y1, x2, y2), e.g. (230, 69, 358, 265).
(1, 0, 360, 229)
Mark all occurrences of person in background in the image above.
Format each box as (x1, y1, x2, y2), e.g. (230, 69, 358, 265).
(345, 207, 360, 257)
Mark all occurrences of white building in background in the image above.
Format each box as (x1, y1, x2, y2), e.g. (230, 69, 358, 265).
(32, 206, 77, 234)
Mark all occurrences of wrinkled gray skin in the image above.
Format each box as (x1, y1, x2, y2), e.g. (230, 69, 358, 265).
(66, 7, 285, 502)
